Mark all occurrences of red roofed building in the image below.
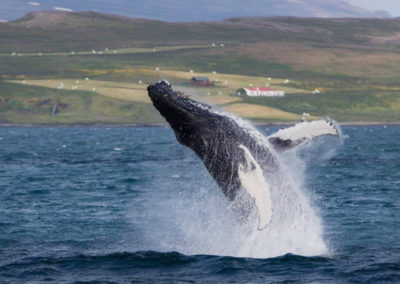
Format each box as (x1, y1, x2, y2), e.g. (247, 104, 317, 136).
(190, 76, 212, 87)
(237, 87, 284, 97)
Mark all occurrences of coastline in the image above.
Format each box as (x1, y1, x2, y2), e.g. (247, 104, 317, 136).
(0, 121, 399, 127)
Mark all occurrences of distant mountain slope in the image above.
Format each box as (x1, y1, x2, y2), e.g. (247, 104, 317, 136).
(1, 11, 400, 53)
(0, 0, 391, 22)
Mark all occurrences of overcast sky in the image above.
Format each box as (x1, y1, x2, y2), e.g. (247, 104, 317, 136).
(347, 0, 399, 17)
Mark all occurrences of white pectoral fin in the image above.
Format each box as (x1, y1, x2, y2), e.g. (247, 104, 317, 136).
(238, 145, 272, 230)
(268, 119, 339, 152)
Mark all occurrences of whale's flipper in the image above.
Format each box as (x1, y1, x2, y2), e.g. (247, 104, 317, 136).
(268, 120, 339, 152)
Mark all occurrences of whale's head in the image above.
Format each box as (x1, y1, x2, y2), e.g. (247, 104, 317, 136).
(147, 81, 222, 147)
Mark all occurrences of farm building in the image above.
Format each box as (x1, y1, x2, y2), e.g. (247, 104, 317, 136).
(237, 87, 285, 97)
(190, 76, 212, 87)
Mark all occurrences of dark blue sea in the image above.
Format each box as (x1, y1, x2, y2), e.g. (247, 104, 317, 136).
(0, 126, 399, 283)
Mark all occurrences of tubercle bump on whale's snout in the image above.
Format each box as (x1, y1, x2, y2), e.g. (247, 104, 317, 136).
(147, 80, 171, 93)
(148, 80, 171, 88)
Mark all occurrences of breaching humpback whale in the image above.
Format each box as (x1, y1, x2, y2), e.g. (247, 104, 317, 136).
(147, 81, 339, 230)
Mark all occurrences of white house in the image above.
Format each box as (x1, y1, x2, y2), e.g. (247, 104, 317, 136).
(237, 87, 285, 97)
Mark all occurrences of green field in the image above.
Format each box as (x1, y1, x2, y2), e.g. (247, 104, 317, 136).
(2, 11, 400, 124)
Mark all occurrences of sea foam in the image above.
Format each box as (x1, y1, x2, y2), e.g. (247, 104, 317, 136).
(134, 109, 341, 259)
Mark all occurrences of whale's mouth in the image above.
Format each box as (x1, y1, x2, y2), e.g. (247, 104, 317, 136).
(147, 80, 173, 104)
(148, 80, 204, 121)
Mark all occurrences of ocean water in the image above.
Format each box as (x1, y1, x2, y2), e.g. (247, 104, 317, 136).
(0, 126, 399, 283)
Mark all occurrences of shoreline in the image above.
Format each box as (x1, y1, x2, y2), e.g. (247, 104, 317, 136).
(0, 121, 399, 127)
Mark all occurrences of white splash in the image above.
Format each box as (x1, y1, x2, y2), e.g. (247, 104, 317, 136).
(133, 107, 340, 259)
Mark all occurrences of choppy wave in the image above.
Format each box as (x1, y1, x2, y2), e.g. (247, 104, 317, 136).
(1, 127, 400, 282)
(1, 250, 399, 283)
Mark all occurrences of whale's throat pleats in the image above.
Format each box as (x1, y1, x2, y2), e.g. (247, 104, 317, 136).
(238, 145, 272, 230)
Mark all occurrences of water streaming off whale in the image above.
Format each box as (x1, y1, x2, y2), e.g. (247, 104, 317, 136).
(143, 82, 342, 258)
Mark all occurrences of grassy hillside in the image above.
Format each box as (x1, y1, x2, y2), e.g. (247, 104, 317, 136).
(1, 11, 400, 124)
(5, 68, 309, 124)
(0, 81, 163, 124)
